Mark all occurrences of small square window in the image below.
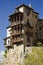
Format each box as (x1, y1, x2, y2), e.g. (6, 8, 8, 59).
(35, 15, 37, 18)
(26, 9, 29, 16)
(39, 27, 42, 30)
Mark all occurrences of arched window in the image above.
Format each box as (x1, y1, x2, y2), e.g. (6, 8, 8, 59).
(7, 39, 10, 45)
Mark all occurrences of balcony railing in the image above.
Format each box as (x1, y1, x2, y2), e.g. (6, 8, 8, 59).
(12, 37, 23, 43)
(5, 44, 12, 47)
(4, 40, 12, 47)
(10, 21, 24, 26)
(10, 30, 21, 36)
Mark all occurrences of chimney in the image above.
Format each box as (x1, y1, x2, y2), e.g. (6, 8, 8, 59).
(29, 3, 32, 8)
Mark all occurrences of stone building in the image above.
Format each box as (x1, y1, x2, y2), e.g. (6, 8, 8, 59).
(36, 19, 43, 43)
(3, 4, 43, 65)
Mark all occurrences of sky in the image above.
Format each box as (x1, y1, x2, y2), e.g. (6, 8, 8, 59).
(0, 0, 43, 52)
(0, 51, 5, 62)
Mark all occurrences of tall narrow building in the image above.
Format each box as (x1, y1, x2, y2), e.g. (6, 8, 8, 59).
(3, 4, 43, 65)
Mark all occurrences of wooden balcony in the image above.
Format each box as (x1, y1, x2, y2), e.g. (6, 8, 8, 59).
(12, 37, 23, 43)
(10, 30, 21, 36)
(10, 21, 24, 26)
(4, 39, 13, 48)
(4, 43, 13, 48)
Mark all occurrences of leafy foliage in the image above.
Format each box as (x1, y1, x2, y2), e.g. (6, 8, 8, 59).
(37, 42, 43, 46)
(3, 50, 7, 58)
(23, 47, 43, 65)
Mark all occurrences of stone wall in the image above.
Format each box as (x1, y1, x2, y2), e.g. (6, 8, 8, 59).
(3, 44, 24, 65)
(3, 45, 43, 65)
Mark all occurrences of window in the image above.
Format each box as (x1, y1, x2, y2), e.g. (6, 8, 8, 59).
(20, 16, 22, 21)
(17, 16, 19, 21)
(14, 17, 16, 21)
(39, 27, 42, 30)
(15, 26, 18, 30)
(8, 40, 10, 45)
(35, 15, 37, 18)
(12, 26, 15, 31)
(19, 25, 22, 30)
(21, 25, 22, 30)
(26, 9, 30, 16)
(27, 45, 30, 46)
(18, 34, 20, 37)
(18, 25, 19, 30)
(25, 19, 31, 27)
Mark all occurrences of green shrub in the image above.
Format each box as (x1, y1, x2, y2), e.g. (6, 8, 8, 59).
(23, 47, 43, 65)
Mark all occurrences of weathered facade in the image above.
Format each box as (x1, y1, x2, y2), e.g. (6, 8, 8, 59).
(36, 19, 43, 43)
(3, 4, 43, 65)
(4, 4, 43, 47)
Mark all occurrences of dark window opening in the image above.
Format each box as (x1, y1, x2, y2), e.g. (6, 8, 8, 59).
(17, 16, 19, 21)
(18, 34, 20, 37)
(14, 17, 16, 22)
(25, 20, 31, 27)
(21, 25, 22, 30)
(39, 27, 42, 30)
(26, 9, 30, 16)
(15, 26, 18, 30)
(20, 16, 23, 21)
(35, 15, 37, 18)
(11, 26, 15, 31)
(27, 45, 30, 46)
(18, 25, 19, 30)
(27, 36, 30, 43)
(19, 25, 22, 30)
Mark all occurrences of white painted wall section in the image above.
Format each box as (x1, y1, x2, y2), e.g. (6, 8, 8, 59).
(7, 28, 11, 37)
(19, 7, 24, 12)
